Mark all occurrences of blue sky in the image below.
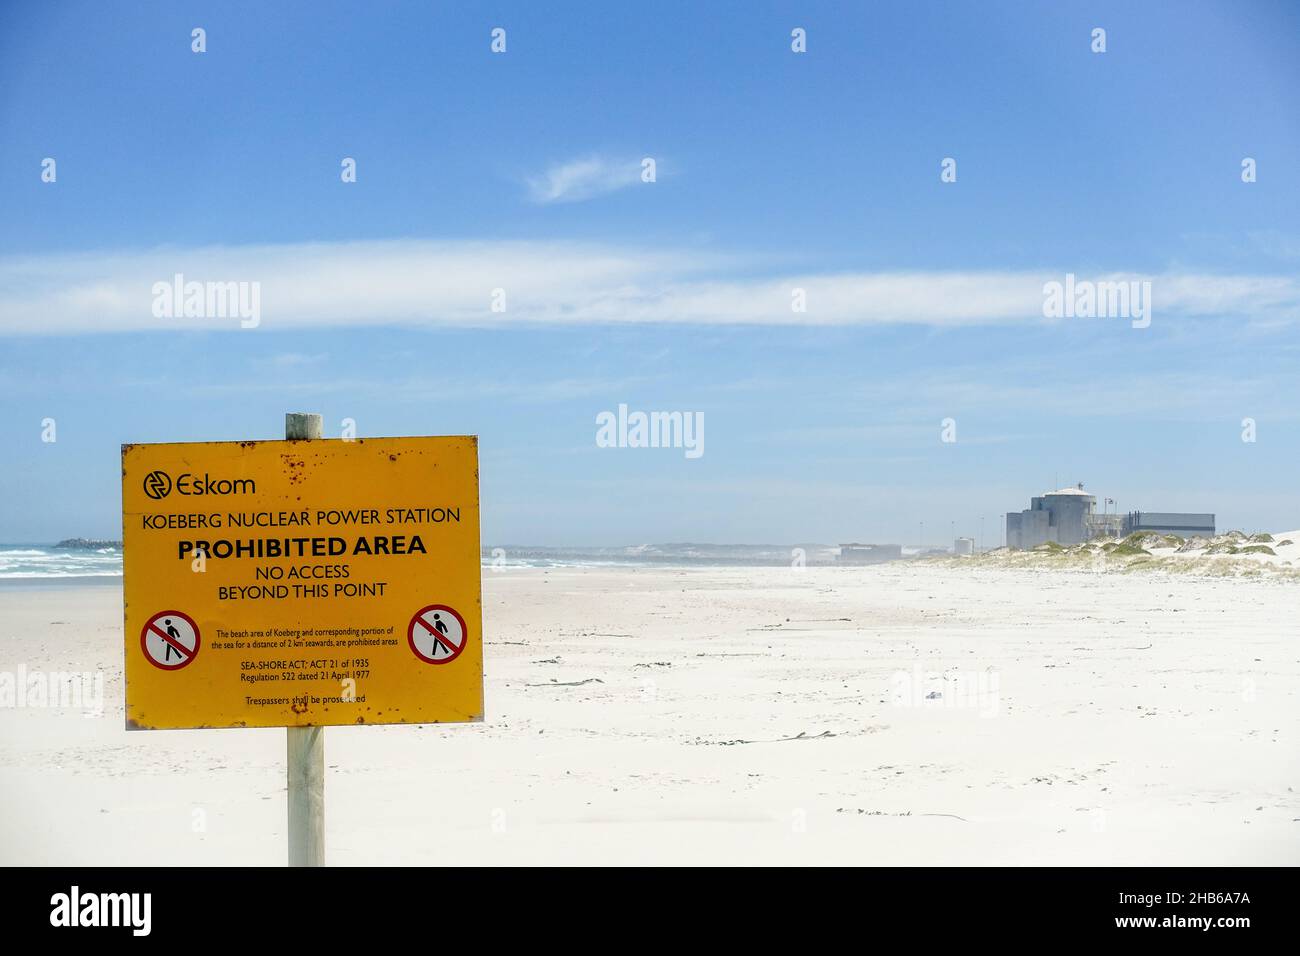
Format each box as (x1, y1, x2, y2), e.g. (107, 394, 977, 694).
(2, 0, 1298, 544)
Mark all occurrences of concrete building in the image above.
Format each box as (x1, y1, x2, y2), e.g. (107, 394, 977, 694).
(1006, 484, 1096, 549)
(838, 543, 903, 565)
(1085, 512, 1124, 539)
(953, 537, 975, 556)
(1006, 484, 1217, 549)
(1122, 511, 1215, 537)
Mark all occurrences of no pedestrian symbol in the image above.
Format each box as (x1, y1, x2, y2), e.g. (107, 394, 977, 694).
(408, 604, 468, 665)
(141, 610, 200, 671)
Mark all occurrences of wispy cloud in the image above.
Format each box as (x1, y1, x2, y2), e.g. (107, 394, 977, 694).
(2, 239, 1298, 336)
(186, 373, 645, 403)
(525, 155, 646, 204)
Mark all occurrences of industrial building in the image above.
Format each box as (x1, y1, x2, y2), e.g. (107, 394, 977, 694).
(838, 543, 903, 565)
(1122, 511, 1216, 537)
(1005, 484, 1098, 549)
(1006, 483, 1215, 549)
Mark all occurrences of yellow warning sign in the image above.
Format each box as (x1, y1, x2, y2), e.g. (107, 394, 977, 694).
(121, 436, 483, 730)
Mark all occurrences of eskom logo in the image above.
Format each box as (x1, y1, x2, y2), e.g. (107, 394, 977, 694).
(143, 471, 172, 499)
(143, 472, 255, 499)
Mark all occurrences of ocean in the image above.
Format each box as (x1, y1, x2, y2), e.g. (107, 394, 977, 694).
(0, 542, 846, 581)
(0, 544, 124, 581)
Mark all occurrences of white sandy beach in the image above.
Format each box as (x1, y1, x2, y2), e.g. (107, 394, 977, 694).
(1, 562, 1297, 866)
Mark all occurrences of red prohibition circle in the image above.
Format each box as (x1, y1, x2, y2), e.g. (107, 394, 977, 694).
(408, 604, 468, 665)
(140, 610, 201, 671)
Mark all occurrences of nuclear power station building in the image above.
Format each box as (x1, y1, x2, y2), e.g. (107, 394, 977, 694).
(1005, 484, 1214, 550)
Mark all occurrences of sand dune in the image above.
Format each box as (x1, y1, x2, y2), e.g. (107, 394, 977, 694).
(956, 530, 1300, 577)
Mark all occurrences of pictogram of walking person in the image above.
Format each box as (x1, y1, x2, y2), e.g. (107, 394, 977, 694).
(163, 618, 185, 662)
(429, 612, 454, 657)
